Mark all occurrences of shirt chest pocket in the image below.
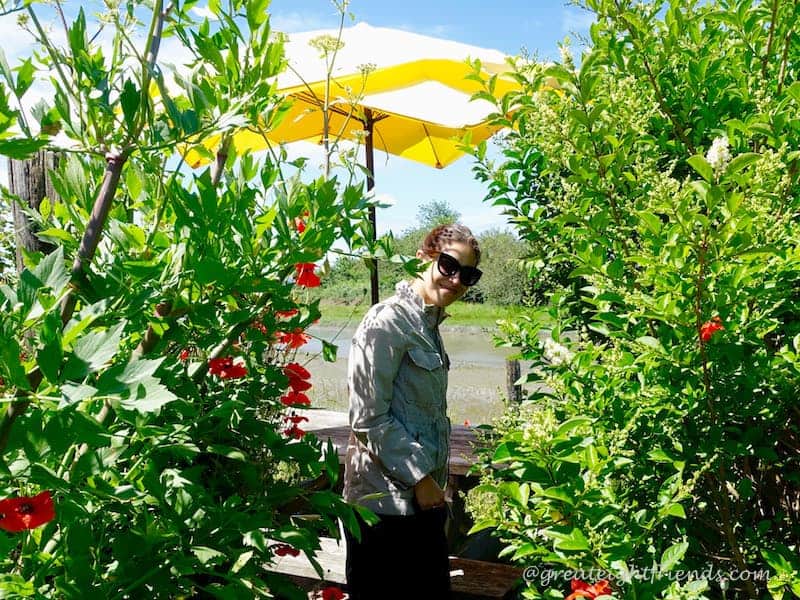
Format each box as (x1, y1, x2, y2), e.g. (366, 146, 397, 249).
(404, 347, 446, 410)
(408, 347, 443, 370)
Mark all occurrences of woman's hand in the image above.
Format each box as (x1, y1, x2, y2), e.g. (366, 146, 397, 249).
(413, 474, 445, 510)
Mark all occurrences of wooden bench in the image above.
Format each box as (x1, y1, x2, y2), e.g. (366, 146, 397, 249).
(271, 536, 524, 599)
(296, 408, 483, 476)
(276, 411, 522, 598)
(297, 409, 487, 550)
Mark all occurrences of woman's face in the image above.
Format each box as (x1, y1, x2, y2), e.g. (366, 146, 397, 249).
(413, 240, 479, 308)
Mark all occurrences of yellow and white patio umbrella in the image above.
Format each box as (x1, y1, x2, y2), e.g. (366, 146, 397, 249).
(185, 22, 519, 303)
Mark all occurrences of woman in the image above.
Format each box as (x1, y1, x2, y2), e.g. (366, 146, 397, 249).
(342, 223, 482, 599)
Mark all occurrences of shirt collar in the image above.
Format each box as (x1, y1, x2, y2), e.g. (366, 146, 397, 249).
(395, 280, 449, 326)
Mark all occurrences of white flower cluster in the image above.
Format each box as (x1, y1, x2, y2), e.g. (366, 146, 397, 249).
(706, 135, 731, 175)
(542, 337, 574, 366)
(0, 198, 15, 274)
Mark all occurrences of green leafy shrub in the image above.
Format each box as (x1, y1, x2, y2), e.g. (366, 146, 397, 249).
(468, 1, 800, 598)
(0, 1, 374, 596)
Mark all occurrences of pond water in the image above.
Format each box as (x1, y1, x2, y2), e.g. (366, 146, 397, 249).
(297, 324, 532, 425)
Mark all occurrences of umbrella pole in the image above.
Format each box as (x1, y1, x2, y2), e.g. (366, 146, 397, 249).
(364, 109, 379, 306)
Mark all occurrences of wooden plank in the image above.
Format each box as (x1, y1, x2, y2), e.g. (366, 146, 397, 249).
(450, 556, 524, 599)
(297, 409, 482, 476)
(269, 537, 523, 599)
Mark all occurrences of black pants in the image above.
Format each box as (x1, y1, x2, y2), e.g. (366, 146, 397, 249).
(344, 505, 451, 600)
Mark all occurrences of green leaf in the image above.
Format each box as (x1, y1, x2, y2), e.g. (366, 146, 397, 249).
(662, 503, 686, 518)
(539, 484, 575, 506)
(0, 137, 49, 159)
(117, 378, 176, 413)
(32, 246, 70, 296)
(635, 336, 663, 353)
(660, 540, 688, 572)
(59, 383, 98, 406)
(725, 152, 760, 175)
(192, 546, 225, 565)
(117, 357, 163, 384)
(37, 312, 64, 384)
(255, 206, 278, 238)
(65, 321, 126, 379)
(322, 340, 338, 363)
(687, 154, 714, 182)
(246, 0, 270, 28)
(14, 58, 34, 97)
(0, 48, 12, 87)
(120, 79, 140, 130)
(639, 211, 662, 234)
(67, 8, 87, 57)
(206, 445, 246, 461)
(125, 167, 143, 201)
(555, 416, 592, 437)
(786, 81, 800, 103)
(761, 546, 795, 574)
(545, 527, 590, 551)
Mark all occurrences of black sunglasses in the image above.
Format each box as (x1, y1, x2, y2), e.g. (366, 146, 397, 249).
(436, 252, 482, 287)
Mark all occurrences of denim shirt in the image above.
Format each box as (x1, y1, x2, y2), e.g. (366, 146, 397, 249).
(343, 281, 451, 516)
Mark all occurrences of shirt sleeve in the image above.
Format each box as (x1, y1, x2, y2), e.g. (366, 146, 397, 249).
(347, 304, 435, 488)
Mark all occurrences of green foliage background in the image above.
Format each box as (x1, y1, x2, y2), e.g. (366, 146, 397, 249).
(317, 200, 533, 307)
(469, 1, 800, 599)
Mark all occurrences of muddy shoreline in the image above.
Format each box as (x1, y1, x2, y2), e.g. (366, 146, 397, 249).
(299, 325, 527, 425)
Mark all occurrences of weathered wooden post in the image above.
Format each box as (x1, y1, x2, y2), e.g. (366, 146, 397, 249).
(8, 151, 59, 271)
(505, 357, 522, 403)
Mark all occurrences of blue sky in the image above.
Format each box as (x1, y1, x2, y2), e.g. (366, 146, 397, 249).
(264, 0, 595, 235)
(0, 1, 595, 236)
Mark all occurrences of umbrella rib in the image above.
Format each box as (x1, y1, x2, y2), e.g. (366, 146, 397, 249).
(422, 123, 443, 169)
(294, 91, 390, 125)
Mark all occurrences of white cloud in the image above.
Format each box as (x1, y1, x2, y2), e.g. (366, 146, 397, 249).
(460, 207, 512, 234)
(190, 5, 218, 21)
(561, 8, 596, 34)
(376, 213, 414, 237)
(0, 15, 38, 65)
(390, 22, 456, 40)
(270, 11, 337, 34)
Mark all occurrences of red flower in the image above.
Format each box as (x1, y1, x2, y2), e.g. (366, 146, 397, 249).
(284, 424, 306, 439)
(463, 419, 471, 427)
(321, 586, 346, 600)
(284, 362, 312, 391)
(281, 391, 311, 407)
(0, 491, 55, 532)
(273, 543, 300, 557)
(278, 328, 310, 349)
(700, 316, 724, 342)
(294, 217, 306, 233)
(179, 349, 190, 361)
(288, 378, 312, 392)
(284, 414, 310, 425)
(208, 356, 248, 379)
(565, 579, 612, 600)
(295, 263, 321, 288)
(284, 362, 311, 380)
(276, 308, 299, 319)
(250, 320, 269, 335)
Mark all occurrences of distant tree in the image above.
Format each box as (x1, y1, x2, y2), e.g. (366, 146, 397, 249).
(415, 199, 460, 229)
(468, 228, 528, 305)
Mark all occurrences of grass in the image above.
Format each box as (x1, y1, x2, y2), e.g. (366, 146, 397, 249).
(316, 298, 528, 329)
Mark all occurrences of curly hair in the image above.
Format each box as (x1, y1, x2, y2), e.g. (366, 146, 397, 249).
(419, 223, 481, 265)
